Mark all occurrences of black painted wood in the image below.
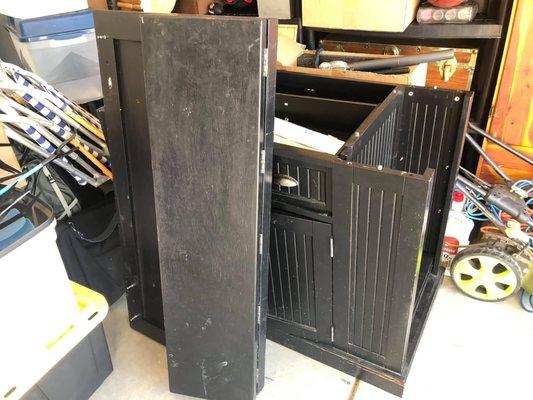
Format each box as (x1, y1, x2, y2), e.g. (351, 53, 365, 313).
(267, 211, 332, 343)
(275, 93, 376, 141)
(94, 10, 166, 344)
(266, 73, 470, 395)
(95, 21, 472, 395)
(141, 14, 275, 400)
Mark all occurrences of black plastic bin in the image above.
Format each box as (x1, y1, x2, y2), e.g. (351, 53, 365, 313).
(22, 324, 112, 400)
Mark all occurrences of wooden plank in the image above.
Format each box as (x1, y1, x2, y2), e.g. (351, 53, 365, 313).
(487, 0, 532, 146)
(478, 143, 533, 184)
(478, 0, 533, 183)
(0, 125, 26, 189)
(141, 15, 272, 400)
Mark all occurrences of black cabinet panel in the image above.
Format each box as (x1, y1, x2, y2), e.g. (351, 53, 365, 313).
(333, 168, 433, 370)
(140, 14, 275, 400)
(268, 212, 332, 343)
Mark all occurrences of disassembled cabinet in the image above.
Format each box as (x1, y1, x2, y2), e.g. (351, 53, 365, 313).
(268, 73, 471, 395)
(95, 11, 276, 399)
(95, 10, 472, 398)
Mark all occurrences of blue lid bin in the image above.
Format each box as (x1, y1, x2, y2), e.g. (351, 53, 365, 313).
(6, 9, 103, 104)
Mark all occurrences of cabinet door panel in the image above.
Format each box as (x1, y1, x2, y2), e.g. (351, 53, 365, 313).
(268, 212, 332, 343)
(332, 164, 433, 371)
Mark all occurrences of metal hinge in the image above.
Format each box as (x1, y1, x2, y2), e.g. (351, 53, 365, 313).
(330, 325, 335, 342)
(259, 149, 266, 174)
(330, 237, 334, 258)
(258, 233, 263, 255)
(257, 304, 261, 323)
(262, 48, 269, 77)
(488, 105, 497, 119)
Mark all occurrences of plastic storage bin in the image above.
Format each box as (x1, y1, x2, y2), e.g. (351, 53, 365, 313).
(7, 10, 103, 104)
(0, 0, 88, 20)
(1, 282, 111, 400)
(0, 193, 79, 359)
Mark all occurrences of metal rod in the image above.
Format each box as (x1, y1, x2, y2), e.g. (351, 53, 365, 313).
(3, 126, 102, 186)
(456, 182, 506, 231)
(468, 123, 533, 166)
(457, 174, 487, 197)
(347, 49, 455, 72)
(465, 133, 514, 186)
(459, 166, 491, 190)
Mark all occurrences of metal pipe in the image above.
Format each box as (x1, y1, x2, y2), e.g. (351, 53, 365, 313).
(0, 82, 108, 150)
(4, 94, 108, 162)
(459, 166, 491, 190)
(3, 126, 103, 187)
(457, 174, 488, 197)
(468, 123, 533, 166)
(465, 133, 514, 186)
(347, 49, 455, 72)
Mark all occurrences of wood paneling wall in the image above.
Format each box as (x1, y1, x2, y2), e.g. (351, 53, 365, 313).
(477, 0, 533, 183)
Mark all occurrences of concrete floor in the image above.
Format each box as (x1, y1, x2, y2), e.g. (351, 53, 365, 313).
(90, 277, 532, 400)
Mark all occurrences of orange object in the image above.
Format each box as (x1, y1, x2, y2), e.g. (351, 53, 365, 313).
(117, 1, 142, 10)
(477, 0, 533, 183)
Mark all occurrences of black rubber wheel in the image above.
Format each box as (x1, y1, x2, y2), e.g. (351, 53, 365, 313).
(450, 245, 523, 302)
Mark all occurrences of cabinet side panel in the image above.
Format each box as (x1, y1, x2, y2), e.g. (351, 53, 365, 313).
(142, 16, 269, 400)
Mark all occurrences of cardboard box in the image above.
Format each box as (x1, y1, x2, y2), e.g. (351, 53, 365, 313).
(302, 0, 420, 32)
(258, 0, 293, 19)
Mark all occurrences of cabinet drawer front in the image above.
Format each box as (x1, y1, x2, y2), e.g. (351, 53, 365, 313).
(272, 154, 331, 214)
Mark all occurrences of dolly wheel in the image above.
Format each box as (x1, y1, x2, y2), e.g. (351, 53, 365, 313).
(450, 246, 522, 302)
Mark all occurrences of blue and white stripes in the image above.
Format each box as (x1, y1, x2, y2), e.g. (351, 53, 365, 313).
(0, 60, 111, 189)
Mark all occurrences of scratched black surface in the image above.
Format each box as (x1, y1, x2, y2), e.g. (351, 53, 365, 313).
(141, 15, 271, 400)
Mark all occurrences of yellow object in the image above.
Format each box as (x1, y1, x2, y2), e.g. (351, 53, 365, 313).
(63, 111, 112, 178)
(279, 24, 298, 42)
(74, 137, 113, 179)
(452, 256, 519, 301)
(523, 269, 533, 293)
(1, 282, 109, 400)
(68, 111, 106, 141)
(302, 0, 420, 32)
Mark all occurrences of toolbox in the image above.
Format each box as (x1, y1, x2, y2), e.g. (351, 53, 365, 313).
(321, 40, 479, 91)
(279, 49, 428, 86)
(95, 10, 472, 398)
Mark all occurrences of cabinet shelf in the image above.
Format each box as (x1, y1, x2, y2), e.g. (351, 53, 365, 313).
(306, 18, 503, 40)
